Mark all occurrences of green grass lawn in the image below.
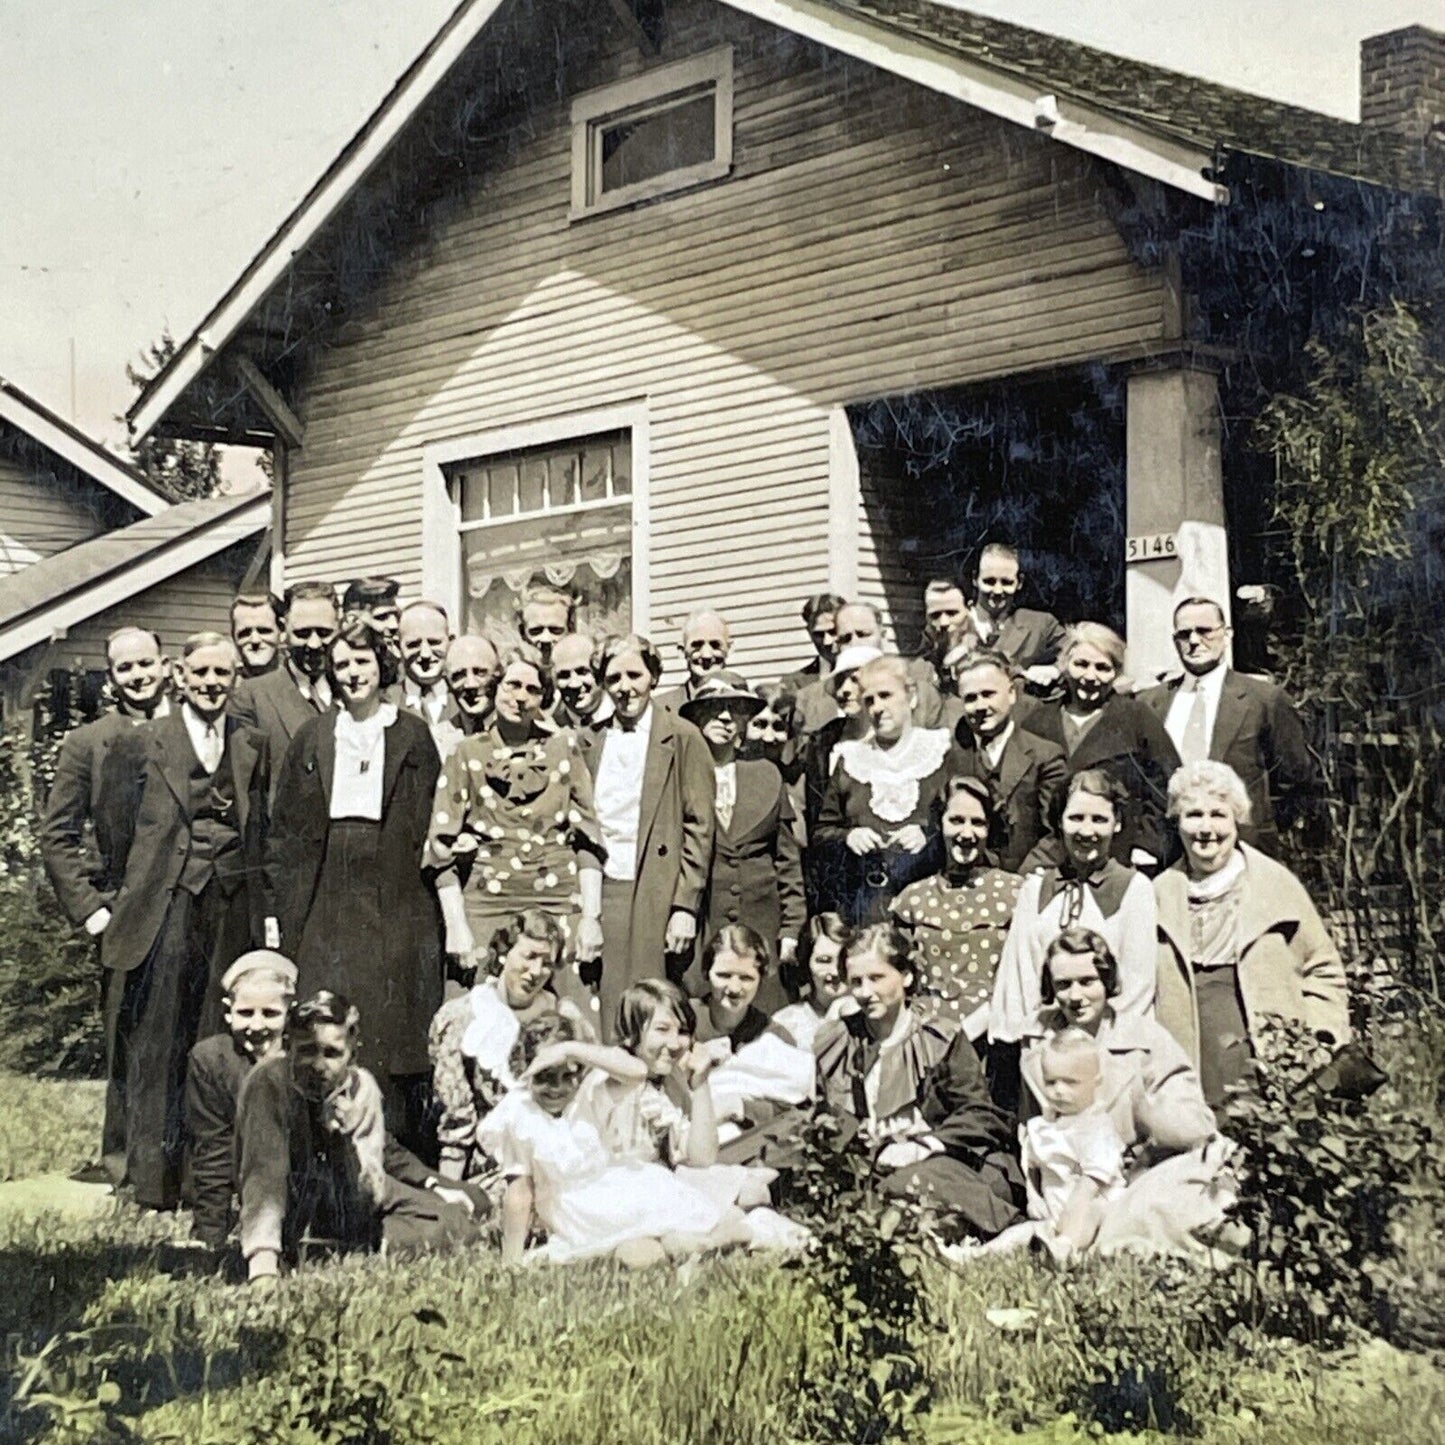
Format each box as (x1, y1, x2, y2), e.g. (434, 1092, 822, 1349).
(0, 1071, 1442, 1444)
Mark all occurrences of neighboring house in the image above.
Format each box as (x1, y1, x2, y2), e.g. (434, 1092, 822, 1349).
(0, 377, 268, 719)
(126, 1, 1444, 683)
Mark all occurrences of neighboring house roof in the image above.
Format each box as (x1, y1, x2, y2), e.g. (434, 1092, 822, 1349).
(0, 490, 270, 663)
(127, 0, 1444, 443)
(1, 376, 167, 517)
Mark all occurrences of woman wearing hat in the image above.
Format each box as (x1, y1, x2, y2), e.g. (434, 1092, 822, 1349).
(680, 672, 805, 1012)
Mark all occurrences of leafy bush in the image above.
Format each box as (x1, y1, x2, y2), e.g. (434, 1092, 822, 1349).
(1220, 1018, 1445, 1344)
(0, 723, 105, 1080)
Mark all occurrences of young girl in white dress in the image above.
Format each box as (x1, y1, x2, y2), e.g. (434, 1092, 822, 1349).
(480, 1013, 754, 1266)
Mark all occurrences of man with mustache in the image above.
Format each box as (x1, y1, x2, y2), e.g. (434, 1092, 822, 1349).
(229, 580, 338, 801)
(97, 632, 273, 1209)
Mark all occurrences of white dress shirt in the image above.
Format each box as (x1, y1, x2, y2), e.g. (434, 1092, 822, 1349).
(182, 704, 224, 774)
(404, 680, 449, 726)
(1164, 664, 1227, 759)
(594, 705, 653, 882)
(714, 761, 737, 832)
(982, 719, 1015, 771)
(288, 659, 333, 713)
(330, 705, 397, 820)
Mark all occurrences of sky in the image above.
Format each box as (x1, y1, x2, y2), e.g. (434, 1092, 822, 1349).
(2, 0, 1441, 448)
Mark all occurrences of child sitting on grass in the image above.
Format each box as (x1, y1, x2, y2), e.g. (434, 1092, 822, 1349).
(980, 1028, 1126, 1259)
(236, 991, 486, 1284)
(481, 1013, 758, 1267)
(185, 949, 296, 1248)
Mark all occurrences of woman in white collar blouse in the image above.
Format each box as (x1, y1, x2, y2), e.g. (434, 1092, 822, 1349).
(269, 621, 443, 1152)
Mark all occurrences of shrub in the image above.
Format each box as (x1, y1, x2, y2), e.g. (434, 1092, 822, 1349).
(1220, 1018, 1445, 1344)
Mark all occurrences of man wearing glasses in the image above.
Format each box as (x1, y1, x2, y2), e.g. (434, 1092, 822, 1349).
(1141, 597, 1318, 856)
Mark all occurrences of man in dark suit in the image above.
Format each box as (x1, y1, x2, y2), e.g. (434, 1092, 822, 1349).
(943, 544, 1067, 691)
(552, 631, 612, 729)
(1140, 596, 1319, 856)
(98, 633, 272, 1208)
(949, 652, 1067, 873)
(396, 600, 455, 746)
(779, 591, 845, 692)
(655, 608, 733, 715)
(41, 626, 174, 939)
(795, 601, 944, 733)
(229, 593, 282, 679)
(229, 579, 337, 799)
(443, 633, 501, 738)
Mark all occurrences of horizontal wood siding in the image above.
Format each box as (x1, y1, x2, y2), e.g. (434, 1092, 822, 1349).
(0, 456, 111, 575)
(41, 544, 252, 673)
(284, 0, 1165, 683)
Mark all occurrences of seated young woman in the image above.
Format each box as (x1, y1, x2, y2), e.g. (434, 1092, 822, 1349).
(690, 925, 816, 1133)
(185, 949, 296, 1249)
(814, 923, 1024, 1242)
(428, 910, 595, 1186)
(772, 913, 852, 1055)
(1017, 928, 1237, 1263)
(481, 1013, 760, 1267)
(235, 992, 486, 1284)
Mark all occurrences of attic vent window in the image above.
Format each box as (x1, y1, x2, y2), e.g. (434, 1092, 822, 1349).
(571, 47, 733, 218)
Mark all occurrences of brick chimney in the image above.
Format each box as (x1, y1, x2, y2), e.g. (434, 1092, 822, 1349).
(1360, 26, 1445, 140)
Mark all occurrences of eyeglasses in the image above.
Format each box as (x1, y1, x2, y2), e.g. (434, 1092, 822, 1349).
(1172, 626, 1223, 643)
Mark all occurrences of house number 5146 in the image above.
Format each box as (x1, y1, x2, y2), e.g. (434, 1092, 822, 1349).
(1125, 532, 1178, 562)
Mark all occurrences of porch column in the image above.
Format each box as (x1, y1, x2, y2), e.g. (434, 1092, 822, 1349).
(827, 406, 860, 599)
(1125, 366, 1230, 683)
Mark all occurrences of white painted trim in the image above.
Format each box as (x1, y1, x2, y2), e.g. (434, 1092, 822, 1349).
(719, 0, 1230, 205)
(0, 386, 165, 516)
(827, 406, 860, 598)
(128, 0, 509, 443)
(420, 400, 651, 637)
(570, 46, 734, 219)
(128, 0, 1238, 446)
(457, 494, 632, 536)
(0, 497, 270, 662)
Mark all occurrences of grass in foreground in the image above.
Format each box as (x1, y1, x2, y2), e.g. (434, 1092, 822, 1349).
(0, 1073, 103, 1183)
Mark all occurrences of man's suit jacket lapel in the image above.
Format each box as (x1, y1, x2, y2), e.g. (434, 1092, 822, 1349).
(638, 708, 677, 854)
(224, 716, 260, 833)
(154, 711, 194, 814)
(1210, 670, 1252, 760)
(996, 731, 1032, 801)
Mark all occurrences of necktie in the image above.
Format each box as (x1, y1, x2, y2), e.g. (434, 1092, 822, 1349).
(1180, 680, 1209, 765)
(202, 723, 223, 774)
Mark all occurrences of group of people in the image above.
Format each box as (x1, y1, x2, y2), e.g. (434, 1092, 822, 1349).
(36, 546, 1345, 1277)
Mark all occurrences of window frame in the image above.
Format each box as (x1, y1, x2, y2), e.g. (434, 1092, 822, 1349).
(569, 47, 734, 220)
(421, 403, 650, 634)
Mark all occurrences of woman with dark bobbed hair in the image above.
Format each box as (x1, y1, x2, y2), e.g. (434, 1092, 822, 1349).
(270, 622, 443, 1150)
(571, 634, 715, 1039)
(1018, 928, 1235, 1261)
(813, 923, 1023, 1241)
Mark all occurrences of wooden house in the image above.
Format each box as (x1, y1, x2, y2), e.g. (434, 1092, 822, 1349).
(0, 377, 268, 717)
(127, 1, 1444, 684)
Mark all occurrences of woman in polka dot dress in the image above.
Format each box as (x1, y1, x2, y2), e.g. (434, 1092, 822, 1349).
(890, 776, 1023, 1040)
(427, 652, 605, 988)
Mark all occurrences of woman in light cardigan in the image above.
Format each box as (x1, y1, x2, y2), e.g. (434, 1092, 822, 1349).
(1154, 761, 1347, 1108)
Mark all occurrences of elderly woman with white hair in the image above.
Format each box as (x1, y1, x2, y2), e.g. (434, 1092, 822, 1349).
(1020, 622, 1181, 871)
(1155, 760, 1348, 1107)
(814, 654, 966, 926)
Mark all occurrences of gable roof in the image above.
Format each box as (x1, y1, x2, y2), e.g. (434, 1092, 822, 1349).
(0, 489, 269, 663)
(1, 376, 167, 517)
(127, 0, 1444, 444)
